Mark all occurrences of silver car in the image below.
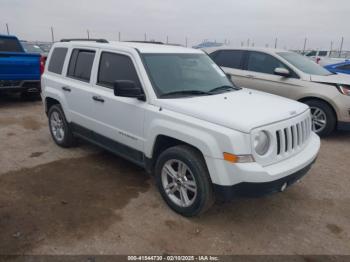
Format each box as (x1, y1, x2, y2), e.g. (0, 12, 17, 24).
(206, 47, 350, 136)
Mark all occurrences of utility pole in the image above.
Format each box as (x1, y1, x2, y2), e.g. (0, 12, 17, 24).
(303, 38, 307, 53)
(166, 36, 169, 44)
(118, 32, 121, 41)
(144, 33, 147, 41)
(330, 41, 333, 51)
(241, 41, 244, 47)
(185, 37, 188, 47)
(87, 30, 90, 39)
(50, 26, 55, 43)
(247, 38, 250, 47)
(6, 23, 10, 35)
(274, 38, 278, 49)
(339, 36, 344, 57)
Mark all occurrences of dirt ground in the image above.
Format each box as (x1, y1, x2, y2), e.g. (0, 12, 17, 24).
(0, 95, 349, 255)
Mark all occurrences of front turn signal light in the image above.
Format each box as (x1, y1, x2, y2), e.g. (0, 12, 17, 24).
(223, 153, 254, 163)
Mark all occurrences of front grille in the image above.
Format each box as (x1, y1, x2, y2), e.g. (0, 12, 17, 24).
(275, 117, 311, 156)
(252, 110, 312, 166)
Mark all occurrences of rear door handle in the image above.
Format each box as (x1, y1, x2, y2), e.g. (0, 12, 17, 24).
(62, 86, 71, 92)
(92, 95, 105, 103)
(245, 75, 255, 79)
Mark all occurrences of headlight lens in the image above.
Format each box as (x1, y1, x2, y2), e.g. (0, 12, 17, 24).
(253, 131, 270, 156)
(337, 84, 350, 96)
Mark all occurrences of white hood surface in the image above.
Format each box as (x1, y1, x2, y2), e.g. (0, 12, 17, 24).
(310, 73, 350, 85)
(155, 88, 309, 133)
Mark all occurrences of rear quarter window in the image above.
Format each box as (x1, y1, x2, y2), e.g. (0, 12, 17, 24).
(0, 38, 23, 52)
(48, 47, 68, 74)
(211, 50, 244, 69)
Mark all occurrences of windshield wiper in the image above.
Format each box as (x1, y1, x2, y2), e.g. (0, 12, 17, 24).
(160, 90, 211, 98)
(208, 85, 239, 94)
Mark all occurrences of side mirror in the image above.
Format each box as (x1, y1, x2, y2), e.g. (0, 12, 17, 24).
(274, 68, 291, 77)
(113, 80, 145, 101)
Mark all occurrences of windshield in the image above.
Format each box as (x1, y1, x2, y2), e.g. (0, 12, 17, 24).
(142, 53, 236, 97)
(21, 43, 43, 54)
(278, 52, 332, 76)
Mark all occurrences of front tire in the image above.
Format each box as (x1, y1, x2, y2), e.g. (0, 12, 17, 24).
(304, 99, 336, 136)
(155, 145, 214, 217)
(48, 104, 76, 147)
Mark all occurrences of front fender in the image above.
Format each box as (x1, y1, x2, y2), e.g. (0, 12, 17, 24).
(144, 118, 223, 159)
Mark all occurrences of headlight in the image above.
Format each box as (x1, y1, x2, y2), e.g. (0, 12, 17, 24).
(253, 131, 270, 156)
(337, 84, 350, 96)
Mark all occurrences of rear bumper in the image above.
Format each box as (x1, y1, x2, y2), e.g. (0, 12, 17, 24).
(0, 80, 41, 93)
(338, 121, 350, 131)
(213, 159, 315, 200)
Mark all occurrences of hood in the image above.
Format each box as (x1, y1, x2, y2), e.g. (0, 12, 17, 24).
(154, 89, 309, 133)
(310, 73, 350, 85)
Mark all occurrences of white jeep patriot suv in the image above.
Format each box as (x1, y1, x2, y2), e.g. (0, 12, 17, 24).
(41, 39, 320, 217)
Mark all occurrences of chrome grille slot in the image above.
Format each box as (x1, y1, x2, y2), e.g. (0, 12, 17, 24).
(275, 115, 311, 156)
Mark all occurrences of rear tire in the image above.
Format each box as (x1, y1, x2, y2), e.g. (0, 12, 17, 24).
(48, 104, 76, 147)
(304, 99, 336, 136)
(155, 145, 214, 217)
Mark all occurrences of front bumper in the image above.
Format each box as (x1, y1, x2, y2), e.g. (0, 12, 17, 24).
(213, 159, 316, 200)
(206, 133, 320, 200)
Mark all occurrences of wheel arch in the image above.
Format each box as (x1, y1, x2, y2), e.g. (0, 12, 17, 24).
(298, 96, 338, 122)
(147, 134, 207, 174)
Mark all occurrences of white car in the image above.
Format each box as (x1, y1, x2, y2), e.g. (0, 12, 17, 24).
(206, 47, 350, 136)
(304, 50, 348, 66)
(42, 40, 320, 216)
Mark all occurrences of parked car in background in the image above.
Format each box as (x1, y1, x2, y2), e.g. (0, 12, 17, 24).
(325, 61, 350, 75)
(0, 35, 42, 97)
(21, 41, 46, 55)
(42, 39, 320, 216)
(37, 43, 52, 53)
(206, 47, 350, 136)
(304, 50, 348, 66)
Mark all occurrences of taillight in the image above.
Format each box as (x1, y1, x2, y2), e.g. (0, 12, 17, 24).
(316, 57, 321, 64)
(40, 56, 46, 75)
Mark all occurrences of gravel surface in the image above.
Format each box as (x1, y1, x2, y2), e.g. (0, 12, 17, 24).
(0, 95, 349, 255)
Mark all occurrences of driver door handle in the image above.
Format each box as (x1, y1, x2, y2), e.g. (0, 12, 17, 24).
(92, 95, 105, 103)
(62, 86, 71, 92)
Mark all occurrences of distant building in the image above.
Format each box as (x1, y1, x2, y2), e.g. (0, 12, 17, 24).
(192, 41, 223, 49)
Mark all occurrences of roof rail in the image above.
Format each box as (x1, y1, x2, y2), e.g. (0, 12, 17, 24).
(125, 40, 164, 45)
(60, 38, 109, 43)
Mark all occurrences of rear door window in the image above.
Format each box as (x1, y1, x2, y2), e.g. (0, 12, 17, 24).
(211, 50, 244, 69)
(67, 49, 95, 82)
(97, 52, 141, 88)
(48, 47, 68, 74)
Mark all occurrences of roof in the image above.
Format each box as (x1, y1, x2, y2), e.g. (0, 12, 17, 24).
(202, 46, 290, 54)
(0, 34, 18, 39)
(56, 40, 203, 54)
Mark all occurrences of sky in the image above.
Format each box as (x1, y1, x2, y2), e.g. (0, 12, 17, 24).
(0, 0, 349, 50)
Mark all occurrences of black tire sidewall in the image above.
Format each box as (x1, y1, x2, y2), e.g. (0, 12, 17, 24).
(155, 146, 213, 217)
(305, 99, 336, 136)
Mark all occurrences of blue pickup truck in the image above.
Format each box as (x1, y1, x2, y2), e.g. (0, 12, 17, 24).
(0, 34, 42, 96)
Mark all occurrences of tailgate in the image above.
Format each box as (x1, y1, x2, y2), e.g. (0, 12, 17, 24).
(0, 52, 41, 81)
